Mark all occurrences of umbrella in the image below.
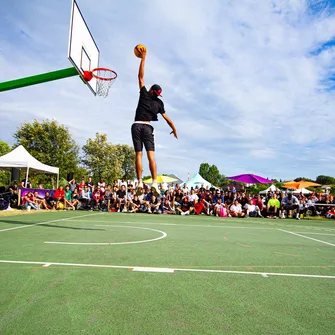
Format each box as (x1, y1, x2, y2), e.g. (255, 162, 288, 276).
(143, 175, 178, 184)
(282, 180, 321, 189)
(227, 174, 273, 184)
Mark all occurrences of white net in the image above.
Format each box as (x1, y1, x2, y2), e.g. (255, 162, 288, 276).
(94, 69, 117, 98)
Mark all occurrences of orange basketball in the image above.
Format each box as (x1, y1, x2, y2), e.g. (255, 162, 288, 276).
(134, 44, 147, 58)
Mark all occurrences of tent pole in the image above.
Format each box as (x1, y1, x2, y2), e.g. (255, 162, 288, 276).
(56, 173, 59, 189)
(25, 167, 29, 188)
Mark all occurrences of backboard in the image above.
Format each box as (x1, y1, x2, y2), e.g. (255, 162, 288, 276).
(68, 0, 99, 95)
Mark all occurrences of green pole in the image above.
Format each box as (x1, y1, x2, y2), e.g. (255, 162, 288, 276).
(0, 67, 80, 92)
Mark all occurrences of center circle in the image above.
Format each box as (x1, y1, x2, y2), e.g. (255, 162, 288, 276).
(44, 225, 167, 246)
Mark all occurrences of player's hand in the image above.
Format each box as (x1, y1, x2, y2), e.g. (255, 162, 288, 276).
(170, 130, 178, 139)
(140, 48, 147, 59)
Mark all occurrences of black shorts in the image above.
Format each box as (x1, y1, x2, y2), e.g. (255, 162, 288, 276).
(131, 123, 155, 152)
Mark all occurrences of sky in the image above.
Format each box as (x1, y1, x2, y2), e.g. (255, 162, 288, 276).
(0, 0, 335, 182)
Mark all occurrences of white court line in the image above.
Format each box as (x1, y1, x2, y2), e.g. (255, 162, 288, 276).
(66, 220, 276, 230)
(278, 229, 335, 247)
(45, 225, 167, 245)
(0, 259, 334, 279)
(293, 232, 335, 237)
(0, 213, 100, 233)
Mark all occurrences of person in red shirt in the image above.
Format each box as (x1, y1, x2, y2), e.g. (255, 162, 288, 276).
(53, 186, 65, 209)
(78, 178, 86, 192)
(92, 186, 103, 210)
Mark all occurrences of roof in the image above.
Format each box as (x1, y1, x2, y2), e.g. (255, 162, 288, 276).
(0, 145, 59, 174)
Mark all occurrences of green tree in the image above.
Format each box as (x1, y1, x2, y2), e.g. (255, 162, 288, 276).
(13, 119, 79, 179)
(316, 175, 335, 185)
(199, 163, 222, 187)
(294, 177, 316, 182)
(113, 144, 136, 180)
(82, 133, 123, 184)
(0, 141, 11, 186)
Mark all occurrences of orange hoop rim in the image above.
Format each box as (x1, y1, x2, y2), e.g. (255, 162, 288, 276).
(86, 68, 117, 81)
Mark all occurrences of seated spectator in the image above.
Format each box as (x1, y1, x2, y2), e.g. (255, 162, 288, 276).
(116, 185, 127, 212)
(149, 195, 162, 214)
(22, 191, 39, 210)
(244, 199, 263, 217)
(33, 191, 48, 209)
(44, 191, 56, 210)
(64, 185, 75, 210)
(8, 188, 18, 208)
(54, 186, 66, 210)
(281, 192, 300, 219)
(194, 197, 205, 215)
(92, 186, 103, 210)
(326, 208, 335, 219)
(177, 195, 192, 215)
(229, 200, 245, 217)
(266, 193, 281, 218)
(128, 195, 141, 213)
(70, 188, 80, 209)
(213, 190, 224, 205)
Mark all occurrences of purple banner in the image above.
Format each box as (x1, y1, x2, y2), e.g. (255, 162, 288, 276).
(20, 188, 55, 198)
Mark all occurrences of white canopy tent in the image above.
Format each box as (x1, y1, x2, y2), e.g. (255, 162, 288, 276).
(0, 145, 59, 187)
(291, 188, 313, 195)
(259, 184, 281, 194)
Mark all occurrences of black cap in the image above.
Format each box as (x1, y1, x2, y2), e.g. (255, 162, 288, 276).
(150, 84, 162, 97)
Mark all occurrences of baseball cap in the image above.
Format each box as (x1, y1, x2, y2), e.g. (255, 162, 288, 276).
(150, 84, 162, 97)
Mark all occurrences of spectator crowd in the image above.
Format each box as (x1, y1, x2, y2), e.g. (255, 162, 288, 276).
(2, 177, 334, 220)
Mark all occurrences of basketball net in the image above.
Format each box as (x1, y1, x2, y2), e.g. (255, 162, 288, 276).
(83, 68, 117, 98)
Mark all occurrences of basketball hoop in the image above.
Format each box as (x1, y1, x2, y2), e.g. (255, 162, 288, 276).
(83, 68, 117, 98)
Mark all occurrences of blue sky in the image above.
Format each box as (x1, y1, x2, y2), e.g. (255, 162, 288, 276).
(1, 0, 335, 182)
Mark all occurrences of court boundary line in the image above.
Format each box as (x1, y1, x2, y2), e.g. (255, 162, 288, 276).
(0, 259, 334, 279)
(0, 213, 100, 233)
(278, 229, 335, 247)
(45, 225, 167, 245)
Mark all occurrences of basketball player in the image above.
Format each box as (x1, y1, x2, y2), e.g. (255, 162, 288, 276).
(132, 48, 178, 197)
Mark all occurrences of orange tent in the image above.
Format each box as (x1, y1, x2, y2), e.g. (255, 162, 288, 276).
(282, 180, 321, 189)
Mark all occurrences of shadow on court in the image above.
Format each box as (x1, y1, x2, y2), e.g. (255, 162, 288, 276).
(0, 220, 105, 231)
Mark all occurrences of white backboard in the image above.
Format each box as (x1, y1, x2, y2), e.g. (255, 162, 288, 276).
(68, 0, 99, 95)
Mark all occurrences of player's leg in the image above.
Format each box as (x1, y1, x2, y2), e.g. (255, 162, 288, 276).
(142, 125, 160, 197)
(131, 124, 144, 195)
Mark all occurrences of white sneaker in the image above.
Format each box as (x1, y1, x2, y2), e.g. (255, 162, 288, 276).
(136, 182, 143, 196)
(151, 183, 160, 197)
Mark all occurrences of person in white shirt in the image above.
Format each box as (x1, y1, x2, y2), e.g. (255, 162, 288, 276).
(244, 199, 263, 217)
(229, 200, 245, 217)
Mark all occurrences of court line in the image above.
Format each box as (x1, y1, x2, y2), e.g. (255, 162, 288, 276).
(292, 232, 335, 236)
(278, 229, 335, 247)
(0, 213, 100, 233)
(0, 259, 334, 279)
(66, 220, 276, 230)
(45, 226, 167, 245)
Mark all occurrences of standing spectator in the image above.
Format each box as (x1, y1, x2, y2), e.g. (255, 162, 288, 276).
(98, 178, 106, 192)
(86, 177, 94, 192)
(21, 176, 31, 188)
(69, 179, 77, 192)
(78, 178, 86, 192)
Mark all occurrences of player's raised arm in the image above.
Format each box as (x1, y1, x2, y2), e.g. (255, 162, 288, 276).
(162, 113, 178, 139)
(138, 50, 146, 89)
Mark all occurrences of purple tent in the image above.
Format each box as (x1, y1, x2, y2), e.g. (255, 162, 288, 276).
(227, 174, 273, 184)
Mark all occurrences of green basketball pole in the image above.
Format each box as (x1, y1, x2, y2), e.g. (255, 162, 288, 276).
(0, 67, 80, 92)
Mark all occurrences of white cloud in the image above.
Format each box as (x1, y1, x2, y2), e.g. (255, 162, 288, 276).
(0, 0, 334, 181)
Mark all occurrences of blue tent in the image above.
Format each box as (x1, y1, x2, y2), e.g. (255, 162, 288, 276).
(179, 173, 215, 190)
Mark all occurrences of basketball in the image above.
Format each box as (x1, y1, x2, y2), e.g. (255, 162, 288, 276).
(134, 44, 147, 58)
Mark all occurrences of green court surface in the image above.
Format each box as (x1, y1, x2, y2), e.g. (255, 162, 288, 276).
(0, 212, 334, 334)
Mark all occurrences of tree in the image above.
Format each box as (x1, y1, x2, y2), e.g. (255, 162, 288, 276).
(0, 141, 11, 186)
(82, 133, 125, 184)
(199, 163, 222, 187)
(294, 177, 316, 182)
(316, 175, 335, 185)
(113, 144, 136, 180)
(13, 119, 79, 179)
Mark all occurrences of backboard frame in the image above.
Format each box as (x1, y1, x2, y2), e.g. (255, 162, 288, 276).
(68, 0, 100, 95)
